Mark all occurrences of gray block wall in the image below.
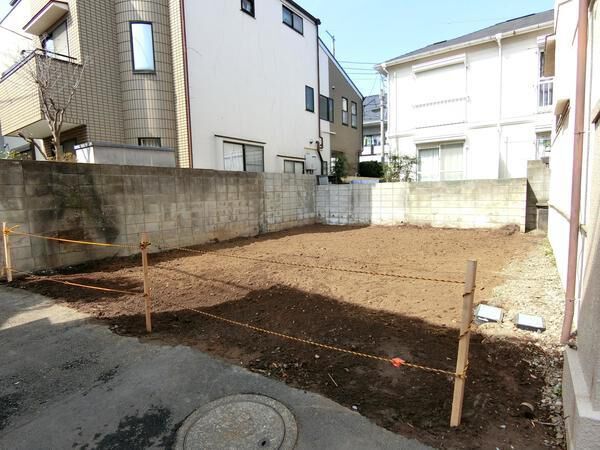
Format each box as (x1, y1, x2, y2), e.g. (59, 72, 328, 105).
(526, 160, 550, 231)
(0, 160, 316, 272)
(316, 179, 528, 231)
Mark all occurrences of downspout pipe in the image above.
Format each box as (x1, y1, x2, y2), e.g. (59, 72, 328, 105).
(315, 22, 324, 171)
(495, 34, 503, 178)
(380, 64, 390, 164)
(561, 0, 590, 344)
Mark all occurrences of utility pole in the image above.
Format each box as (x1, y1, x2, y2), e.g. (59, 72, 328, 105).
(326, 30, 336, 56)
(380, 81, 386, 164)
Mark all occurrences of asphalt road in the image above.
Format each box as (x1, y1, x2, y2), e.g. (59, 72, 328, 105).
(0, 286, 430, 450)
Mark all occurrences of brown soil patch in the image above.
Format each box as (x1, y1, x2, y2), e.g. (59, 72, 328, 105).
(10, 224, 562, 449)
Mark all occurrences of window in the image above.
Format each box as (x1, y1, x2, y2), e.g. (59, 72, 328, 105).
(138, 137, 161, 147)
(342, 97, 349, 126)
(42, 21, 69, 59)
(536, 132, 551, 159)
(284, 160, 304, 174)
(282, 5, 303, 34)
(321, 161, 328, 175)
(241, 0, 255, 17)
(319, 95, 334, 122)
(305, 86, 314, 112)
(417, 142, 464, 181)
(351, 101, 358, 128)
(130, 22, 155, 72)
(223, 142, 264, 172)
(62, 138, 77, 157)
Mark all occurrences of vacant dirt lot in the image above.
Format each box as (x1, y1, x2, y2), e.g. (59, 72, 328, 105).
(11, 225, 563, 449)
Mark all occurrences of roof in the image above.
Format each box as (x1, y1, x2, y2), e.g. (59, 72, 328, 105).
(285, 0, 320, 25)
(384, 9, 554, 65)
(363, 95, 386, 123)
(319, 38, 363, 99)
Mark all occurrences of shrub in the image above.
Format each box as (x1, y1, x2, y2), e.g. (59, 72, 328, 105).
(358, 161, 384, 178)
(332, 153, 349, 183)
(383, 155, 417, 182)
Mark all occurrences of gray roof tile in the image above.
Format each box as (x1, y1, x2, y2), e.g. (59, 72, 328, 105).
(385, 9, 553, 64)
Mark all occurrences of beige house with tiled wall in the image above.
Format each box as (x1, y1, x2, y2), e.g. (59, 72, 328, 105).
(320, 40, 363, 175)
(0, 1, 353, 174)
(0, 0, 190, 166)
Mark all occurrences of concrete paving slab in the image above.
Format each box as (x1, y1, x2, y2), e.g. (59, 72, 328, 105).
(0, 286, 430, 450)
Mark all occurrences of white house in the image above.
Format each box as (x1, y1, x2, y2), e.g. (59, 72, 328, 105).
(185, 0, 329, 174)
(378, 10, 555, 181)
(360, 94, 389, 163)
(544, 0, 600, 446)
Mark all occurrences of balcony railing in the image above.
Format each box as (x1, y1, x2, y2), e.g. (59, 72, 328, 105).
(1, 49, 76, 82)
(538, 77, 554, 110)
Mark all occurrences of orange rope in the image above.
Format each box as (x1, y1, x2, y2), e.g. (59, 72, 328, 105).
(183, 305, 464, 378)
(157, 244, 464, 285)
(9, 269, 141, 296)
(8, 230, 139, 250)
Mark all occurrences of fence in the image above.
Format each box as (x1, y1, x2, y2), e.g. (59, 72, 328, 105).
(2, 220, 478, 427)
(0, 160, 316, 272)
(316, 178, 528, 230)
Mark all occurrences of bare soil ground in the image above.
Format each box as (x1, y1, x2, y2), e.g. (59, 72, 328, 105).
(10, 224, 565, 449)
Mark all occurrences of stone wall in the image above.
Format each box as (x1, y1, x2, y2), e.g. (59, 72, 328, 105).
(316, 178, 528, 231)
(0, 160, 316, 272)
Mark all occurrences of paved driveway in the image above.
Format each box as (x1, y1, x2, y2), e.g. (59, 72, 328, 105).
(0, 286, 429, 449)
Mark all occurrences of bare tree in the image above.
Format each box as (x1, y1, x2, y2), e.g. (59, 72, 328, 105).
(17, 131, 48, 160)
(26, 50, 87, 161)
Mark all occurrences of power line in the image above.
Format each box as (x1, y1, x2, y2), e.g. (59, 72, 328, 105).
(339, 60, 380, 65)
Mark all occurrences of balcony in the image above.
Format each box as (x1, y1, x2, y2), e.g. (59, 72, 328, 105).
(413, 97, 467, 129)
(537, 77, 554, 111)
(0, 49, 83, 138)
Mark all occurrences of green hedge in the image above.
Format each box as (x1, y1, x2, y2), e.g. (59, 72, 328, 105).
(358, 161, 383, 178)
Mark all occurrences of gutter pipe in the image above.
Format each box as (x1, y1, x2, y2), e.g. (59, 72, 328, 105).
(561, 0, 590, 344)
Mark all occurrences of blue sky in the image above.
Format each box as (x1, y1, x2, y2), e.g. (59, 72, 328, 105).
(1, 0, 554, 96)
(300, 0, 554, 96)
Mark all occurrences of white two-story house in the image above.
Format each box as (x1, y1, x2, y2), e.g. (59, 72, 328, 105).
(378, 10, 555, 181)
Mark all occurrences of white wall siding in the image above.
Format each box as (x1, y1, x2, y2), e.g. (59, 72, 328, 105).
(184, 0, 325, 173)
(386, 28, 554, 181)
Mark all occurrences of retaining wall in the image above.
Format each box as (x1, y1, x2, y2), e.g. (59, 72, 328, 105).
(0, 160, 316, 272)
(316, 179, 528, 230)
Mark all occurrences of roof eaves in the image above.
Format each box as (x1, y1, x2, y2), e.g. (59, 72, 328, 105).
(381, 13, 554, 70)
(319, 38, 364, 99)
(284, 0, 321, 25)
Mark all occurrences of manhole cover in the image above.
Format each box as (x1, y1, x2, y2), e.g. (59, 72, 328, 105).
(175, 394, 297, 450)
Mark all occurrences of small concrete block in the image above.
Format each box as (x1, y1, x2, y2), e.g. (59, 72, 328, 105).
(474, 304, 504, 324)
(515, 313, 546, 332)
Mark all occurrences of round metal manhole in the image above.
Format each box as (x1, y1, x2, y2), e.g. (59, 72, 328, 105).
(175, 394, 298, 450)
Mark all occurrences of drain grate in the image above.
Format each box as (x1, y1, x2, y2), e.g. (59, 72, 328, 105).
(175, 394, 297, 450)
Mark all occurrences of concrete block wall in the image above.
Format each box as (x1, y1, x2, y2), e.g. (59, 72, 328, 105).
(0, 160, 316, 272)
(317, 178, 528, 231)
(526, 160, 550, 231)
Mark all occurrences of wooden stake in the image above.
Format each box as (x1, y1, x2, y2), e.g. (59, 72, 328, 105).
(450, 259, 477, 427)
(141, 232, 152, 333)
(2, 222, 12, 283)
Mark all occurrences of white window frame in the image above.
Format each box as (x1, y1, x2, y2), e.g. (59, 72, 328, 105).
(223, 141, 264, 173)
(284, 159, 304, 174)
(417, 142, 465, 182)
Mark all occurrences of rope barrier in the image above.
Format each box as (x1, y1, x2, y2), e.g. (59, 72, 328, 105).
(7, 230, 140, 250)
(9, 268, 142, 296)
(182, 304, 464, 379)
(156, 244, 464, 285)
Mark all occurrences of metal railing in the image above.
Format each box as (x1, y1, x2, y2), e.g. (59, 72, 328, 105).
(0, 49, 76, 82)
